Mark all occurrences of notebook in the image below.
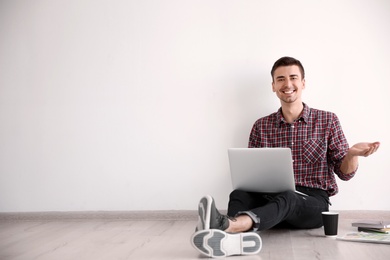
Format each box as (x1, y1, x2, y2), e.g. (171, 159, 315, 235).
(228, 148, 307, 196)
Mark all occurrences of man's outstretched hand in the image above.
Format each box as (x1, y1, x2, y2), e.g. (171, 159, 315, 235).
(349, 142, 380, 157)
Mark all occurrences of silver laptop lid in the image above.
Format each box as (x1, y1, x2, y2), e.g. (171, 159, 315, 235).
(228, 148, 296, 193)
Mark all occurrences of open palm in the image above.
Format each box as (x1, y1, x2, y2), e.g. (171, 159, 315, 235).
(349, 142, 380, 157)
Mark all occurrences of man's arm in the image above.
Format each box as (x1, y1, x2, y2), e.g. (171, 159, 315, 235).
(340, 142, 380, 174)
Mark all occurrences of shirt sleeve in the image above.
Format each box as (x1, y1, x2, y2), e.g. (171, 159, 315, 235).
(328, 113, 357, 180)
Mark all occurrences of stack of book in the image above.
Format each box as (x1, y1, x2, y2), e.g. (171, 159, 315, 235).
(352, 220, 390, 234)
(337, 220, 390, 244)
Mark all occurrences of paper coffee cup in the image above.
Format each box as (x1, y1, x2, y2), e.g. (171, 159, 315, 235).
(322, 211, 339, 237)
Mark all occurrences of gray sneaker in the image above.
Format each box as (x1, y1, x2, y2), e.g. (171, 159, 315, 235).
(196, 195, 230, 231)
(191, 229, 262, 258)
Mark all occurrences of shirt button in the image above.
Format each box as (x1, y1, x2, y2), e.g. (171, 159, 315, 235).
(291, 142, 294, 145)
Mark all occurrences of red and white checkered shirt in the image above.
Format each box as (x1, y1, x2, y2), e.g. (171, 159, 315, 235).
(248, 103, 356, 196)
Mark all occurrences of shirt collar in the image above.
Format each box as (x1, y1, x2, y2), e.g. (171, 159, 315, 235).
(276, 102, 310, 126)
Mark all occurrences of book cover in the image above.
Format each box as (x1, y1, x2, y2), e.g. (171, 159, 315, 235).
(351, 220, 390, 229)
(357, 227, 390, 234)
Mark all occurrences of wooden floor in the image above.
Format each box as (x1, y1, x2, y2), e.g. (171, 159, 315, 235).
(0, 211, 389, 260)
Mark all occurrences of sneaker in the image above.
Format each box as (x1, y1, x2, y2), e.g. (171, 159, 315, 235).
(196, 195, 229, 231)
(191, 229, 262, 258)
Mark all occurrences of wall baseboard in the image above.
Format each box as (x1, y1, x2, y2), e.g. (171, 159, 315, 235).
(0, 210, 388, 222)
(0, 210, 199, 221)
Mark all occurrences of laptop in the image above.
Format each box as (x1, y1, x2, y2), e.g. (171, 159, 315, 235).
(228, 148, 307, 196)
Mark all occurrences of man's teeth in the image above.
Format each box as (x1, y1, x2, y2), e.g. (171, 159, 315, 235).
(283, 90, 294, 94)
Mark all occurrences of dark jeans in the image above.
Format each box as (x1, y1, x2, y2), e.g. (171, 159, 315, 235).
(227, 186, 330, 231)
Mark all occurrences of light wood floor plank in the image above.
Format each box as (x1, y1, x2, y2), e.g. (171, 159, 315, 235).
(1, 211, 390, 259)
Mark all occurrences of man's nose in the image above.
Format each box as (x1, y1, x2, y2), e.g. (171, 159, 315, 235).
(284, 79, 292, 87)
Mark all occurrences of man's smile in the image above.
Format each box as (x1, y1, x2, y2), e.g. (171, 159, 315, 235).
(282, 89, 296, 94)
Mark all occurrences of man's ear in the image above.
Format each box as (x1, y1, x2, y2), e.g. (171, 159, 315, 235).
(302, 78, 306, 89)
(272, 82, 276, 92)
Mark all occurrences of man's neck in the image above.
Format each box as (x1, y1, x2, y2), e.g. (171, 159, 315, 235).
(281, 102, 304, 124)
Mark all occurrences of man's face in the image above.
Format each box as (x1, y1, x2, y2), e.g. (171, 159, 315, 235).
(272, 65, 305, 104)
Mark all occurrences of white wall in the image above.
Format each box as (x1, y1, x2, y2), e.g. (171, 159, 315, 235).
(0, 0, 389, 212)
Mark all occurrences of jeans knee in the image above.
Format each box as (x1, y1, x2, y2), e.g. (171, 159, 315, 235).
(281, 190, 297, 199)
(229, 190, 250, 200)
(272, 190, 298, 208)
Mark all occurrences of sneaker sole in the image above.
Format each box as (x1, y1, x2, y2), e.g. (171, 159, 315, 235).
(196, 195, 213, 231)
(191, 229, 262, 258)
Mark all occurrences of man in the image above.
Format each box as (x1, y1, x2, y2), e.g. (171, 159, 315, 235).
(191, 57, 380, 258)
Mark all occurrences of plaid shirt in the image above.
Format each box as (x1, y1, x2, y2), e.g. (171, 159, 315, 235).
(248, 103, 356, 196)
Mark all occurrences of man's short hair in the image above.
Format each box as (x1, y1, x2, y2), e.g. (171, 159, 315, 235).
(271, 57, 305, 81)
